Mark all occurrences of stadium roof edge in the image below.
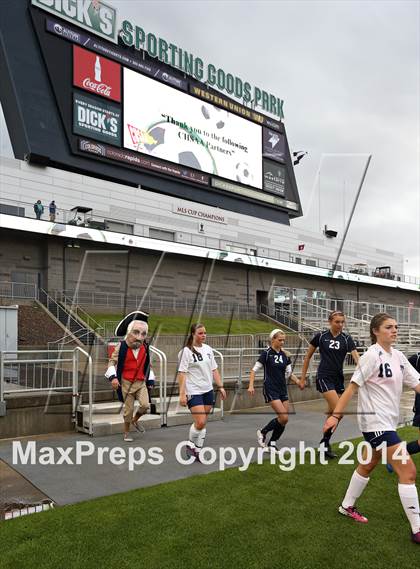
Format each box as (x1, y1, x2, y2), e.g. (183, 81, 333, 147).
(0, 213, 418, 293)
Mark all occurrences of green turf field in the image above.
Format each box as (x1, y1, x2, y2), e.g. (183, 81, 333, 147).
(91, 313, 283, 336)
(1, 427, 420, 568)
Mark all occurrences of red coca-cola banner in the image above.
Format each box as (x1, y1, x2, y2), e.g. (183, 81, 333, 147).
(73, 45, 121, 102)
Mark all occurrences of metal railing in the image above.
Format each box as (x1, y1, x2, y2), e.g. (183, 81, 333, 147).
(0, 347, 92, 424)
(213, 349, 224, 418)
(0, 281, 38, 300)
(55, 290, 259, 317)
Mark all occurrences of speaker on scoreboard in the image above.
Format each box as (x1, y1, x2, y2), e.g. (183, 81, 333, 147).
(324, 226, 338, 238)
(24, 153, 50, 166)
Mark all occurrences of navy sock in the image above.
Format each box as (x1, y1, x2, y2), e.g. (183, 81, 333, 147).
(320, 427, 334, 446)
(269, 422, 285, 444)
(261, 418, 278, 435)
(407, 440, 420, 455)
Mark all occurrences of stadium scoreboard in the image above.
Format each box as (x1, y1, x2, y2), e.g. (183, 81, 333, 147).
(0, 0, 303, 223)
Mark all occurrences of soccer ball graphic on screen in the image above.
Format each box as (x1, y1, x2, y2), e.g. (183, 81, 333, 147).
(201, 104, 228, 130)
(145, 122, 215, 173)
(235, 161, 253, 185)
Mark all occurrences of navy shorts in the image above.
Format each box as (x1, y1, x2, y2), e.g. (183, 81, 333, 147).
(413, 393, 420, 427)
(263, 382, 288, 403)
(316, 374, 345, 395)
(187, 389, 215, 408)
(362, 431, 401, 448)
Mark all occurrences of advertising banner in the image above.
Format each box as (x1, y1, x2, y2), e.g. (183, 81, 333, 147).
(262, 128, 286, 163)
(263, 160, 286, 196)
(123, 68, 262, 188)
(73, 45, 121, 102)
(73, 93, 121, 145)
(78, 139, 209, 185)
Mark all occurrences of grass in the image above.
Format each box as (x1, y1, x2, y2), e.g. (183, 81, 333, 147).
(90, 314, 283, 336)
(1, 427, 420, 568)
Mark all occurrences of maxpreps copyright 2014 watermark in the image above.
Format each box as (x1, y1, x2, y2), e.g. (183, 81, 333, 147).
(11, 441, 409, 472)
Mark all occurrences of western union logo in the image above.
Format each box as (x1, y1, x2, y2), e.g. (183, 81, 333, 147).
(32, 0, 117, 43)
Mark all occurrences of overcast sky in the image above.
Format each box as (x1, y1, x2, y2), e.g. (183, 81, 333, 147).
(1, 0, 419, 275)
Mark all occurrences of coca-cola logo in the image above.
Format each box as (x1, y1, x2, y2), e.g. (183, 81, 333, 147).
(73, 46, 121, 102)
(82, 78, 112, 97)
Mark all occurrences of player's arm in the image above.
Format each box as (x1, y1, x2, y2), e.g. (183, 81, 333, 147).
(290, 373, 304, 389)
(177, 372, 187, 407)
(323, 382, 359, 433)
(300, 344, 316, 386)
(248, 362, 263, 395)
(350, 349, 360, 365)
(415, 384, 420, 395)
(212, 369, 226, 400)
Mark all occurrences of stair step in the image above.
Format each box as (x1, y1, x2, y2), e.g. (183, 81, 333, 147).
(77, 401, 223, 435)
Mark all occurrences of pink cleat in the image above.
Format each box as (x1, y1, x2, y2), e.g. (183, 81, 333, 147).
(411, 531, 420, 544)
(338, 505, 368, 523)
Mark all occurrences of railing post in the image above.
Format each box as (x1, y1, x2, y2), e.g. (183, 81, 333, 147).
(0, 351, 4, 405)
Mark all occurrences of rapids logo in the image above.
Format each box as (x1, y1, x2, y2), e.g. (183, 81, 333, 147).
(32, 0, 117, 43)
(73, 93, 121, 145)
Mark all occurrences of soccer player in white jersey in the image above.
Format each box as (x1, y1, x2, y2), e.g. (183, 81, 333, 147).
(324, 313, 420, 544)
(177, 323, 226, 461)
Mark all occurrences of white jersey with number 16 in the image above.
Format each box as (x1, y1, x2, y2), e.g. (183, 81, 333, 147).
(351, 343, 420, 432)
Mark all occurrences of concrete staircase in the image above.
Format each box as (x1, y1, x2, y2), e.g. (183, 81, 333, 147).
(76, 396, 223, 436)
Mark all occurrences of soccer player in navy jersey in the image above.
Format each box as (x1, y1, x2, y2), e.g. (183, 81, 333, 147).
(248, 329, 302, 449)
(406, 352, 420, 455)
(300, 311, 360, 458)
(386, 351, 420, 473)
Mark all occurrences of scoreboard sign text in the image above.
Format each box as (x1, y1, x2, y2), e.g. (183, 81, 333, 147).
(73, 92, 121, 145)
(32, 0, 117, 43)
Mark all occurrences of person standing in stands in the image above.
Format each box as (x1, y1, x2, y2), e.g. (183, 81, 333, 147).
(33, 200, 44, 220)
(49, 200, 57, 222)
(300, 311, 360, 458)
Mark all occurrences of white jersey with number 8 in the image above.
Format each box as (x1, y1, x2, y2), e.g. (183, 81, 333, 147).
(178, 344, 218, 395)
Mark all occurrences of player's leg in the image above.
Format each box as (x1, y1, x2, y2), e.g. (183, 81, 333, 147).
(267, 399, 289, 449)
(257, 384, 278, 447)
(319, 387, 340, 458)
(386, 440, 420, 542)
(132, 381, 150, 433)
(122, 379, 135, 441)
(406, 400, 420, 455)
(187, 390, 214, 459)
(339, 444, 381, 522)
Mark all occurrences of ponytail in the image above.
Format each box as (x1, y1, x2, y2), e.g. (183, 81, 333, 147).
(186, 322, 205, 355)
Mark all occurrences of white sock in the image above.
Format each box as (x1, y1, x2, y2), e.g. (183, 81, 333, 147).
(342, 470, 370, 509)
(196, 428, 207, 449)
(189, 424, 200, 447)
(398, 483, 420, 534)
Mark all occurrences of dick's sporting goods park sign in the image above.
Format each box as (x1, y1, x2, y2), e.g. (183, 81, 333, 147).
(31, 0, 284, 119)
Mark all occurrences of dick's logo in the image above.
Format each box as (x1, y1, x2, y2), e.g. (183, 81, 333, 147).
(32, 0, 117, 43)
(73, 93, 121, 146)
(73, 45, 121, 102)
